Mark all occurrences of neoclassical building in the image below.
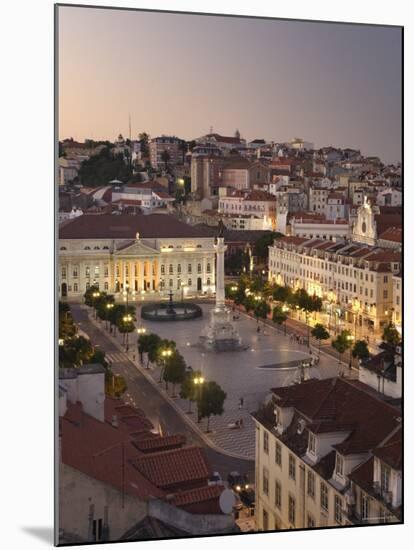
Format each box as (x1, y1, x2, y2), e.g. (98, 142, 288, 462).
(58, 214, 216, 299)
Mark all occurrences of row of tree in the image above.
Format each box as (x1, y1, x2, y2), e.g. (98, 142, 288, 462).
(84, 286, 136, 344)
(58, 302, 126, 397)
(137, 332, 226, 432)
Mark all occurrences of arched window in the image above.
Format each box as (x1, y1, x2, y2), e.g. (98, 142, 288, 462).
(60, 246, 67, 251)
(197, 263, 202, 273)
(84, 246, 91, 250)
(206, 263, 211, 273)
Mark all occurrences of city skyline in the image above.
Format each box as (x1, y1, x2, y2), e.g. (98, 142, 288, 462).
(58, 7, 402, 164)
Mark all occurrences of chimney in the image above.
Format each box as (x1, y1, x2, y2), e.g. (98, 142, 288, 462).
(112, 415, 119, 428)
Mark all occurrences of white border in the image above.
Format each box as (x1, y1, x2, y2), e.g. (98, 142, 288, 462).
(1, 1, 411, 549)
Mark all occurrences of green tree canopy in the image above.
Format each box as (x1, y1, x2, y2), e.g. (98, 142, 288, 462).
(196, 381, 227, 432)
(311, 323, 330, 354)
(352, 340, 370, 360)
(163, 351, 187, 396)
(382, 322, 401, 348)
(253, 232, 284, 261)
(179, 370, 203, 412)
(78, 146, 132, 187)
(254, 300, 270, 321)
(332, 330, 352, 362)
(272, 305, 288, 325)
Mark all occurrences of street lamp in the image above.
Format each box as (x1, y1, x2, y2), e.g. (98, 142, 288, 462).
(123, 313, 133, 351)
(159, 348, 173, 382)
(194, 376, 205, 423)
(106, 302, 114, 330)
(347, 333, 354, 369)
(92, 291, 100, 319)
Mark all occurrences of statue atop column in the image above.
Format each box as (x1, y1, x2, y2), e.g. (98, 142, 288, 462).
(200, 225, 243, 351)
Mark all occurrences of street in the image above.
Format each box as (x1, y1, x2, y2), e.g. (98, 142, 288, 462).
(70, 303, 255, 481)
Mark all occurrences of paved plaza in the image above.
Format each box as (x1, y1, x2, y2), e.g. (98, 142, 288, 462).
(132, 303, 342, 459)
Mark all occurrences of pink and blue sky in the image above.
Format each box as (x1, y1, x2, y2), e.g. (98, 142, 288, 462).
(58, 6, 402, 163)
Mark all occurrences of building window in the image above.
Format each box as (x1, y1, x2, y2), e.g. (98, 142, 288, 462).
(288, 454, 296, 481)
(334, 495, 343, 524)
(335, 454, 344, 477)
(275, 442, 282, 467)
(161, 264, 165, 275)
(85, 266, 90, 277)
(320, 482, 329, 512)
(288, 495, 296, 526)
(308, 432, 316, 454)
(263, 431, 269, 454)
(92, 519, 103, 542)
(197, 263, 202, 273)
(61, 267, 67, 279)
(104, 282, 108, 290)
(188, 278, 192, 287)
(73, 283, 78, 292)
(263, 467, 269, 496)
(169, 264, 173, 274)
(275, 480, 282, 509)
(307, 514, 315, 528)
(73, 267, 78, 277)
(207, 262, 211, 273)
(188, 264, 192, 273)
(177, 264, 181, 274)
(262, 509, 269, 531)
(380, 463, 390, 493)
(307, 470, 315, 498)
(361, 494, 369, 521)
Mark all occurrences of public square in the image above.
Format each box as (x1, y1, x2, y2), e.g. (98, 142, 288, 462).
(133, 302, 342, 459)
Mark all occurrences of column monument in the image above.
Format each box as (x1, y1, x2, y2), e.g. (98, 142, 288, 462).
(200, 221, 243, 351)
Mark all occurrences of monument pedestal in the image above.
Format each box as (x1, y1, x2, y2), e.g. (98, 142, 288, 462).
(200, 306, 243, 351)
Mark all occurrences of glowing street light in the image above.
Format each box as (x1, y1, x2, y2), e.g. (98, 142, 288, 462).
(194, 375, 205, 423)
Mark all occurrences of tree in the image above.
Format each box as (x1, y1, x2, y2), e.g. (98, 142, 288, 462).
(163, 351, 187, 396)
(179, 370, 202, 413)
(352, 340, 370, 361)
(105, 369, 127, 398)
(254, 300, 270, 323)
(137, 333, 162, 367)
(253, 232, 284, 261)
(272, 305, 288, 333)
(196, 381, 227, 432)
(272, 285, 291, 304)
(382, 322, 401, 348)
(331, 330, 352, 363)
(59, 302, 77, 341)
(311, 324, 330, 355)
(78, 146, 132, 187)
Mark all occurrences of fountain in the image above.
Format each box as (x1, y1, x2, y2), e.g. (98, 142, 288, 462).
(141, 290, 202, 322)
(199, 221, 244, 351)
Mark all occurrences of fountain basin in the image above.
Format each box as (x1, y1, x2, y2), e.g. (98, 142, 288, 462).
(141, 301, 203, 322)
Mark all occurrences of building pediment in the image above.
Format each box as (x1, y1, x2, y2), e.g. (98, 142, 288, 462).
(115, 240, 160, 258)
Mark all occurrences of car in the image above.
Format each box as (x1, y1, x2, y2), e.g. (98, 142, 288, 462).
(227, 471, 249, 492)
(208, 471, 223, 486)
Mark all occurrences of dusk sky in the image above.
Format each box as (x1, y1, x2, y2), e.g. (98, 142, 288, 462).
(58, 6, 402, 163)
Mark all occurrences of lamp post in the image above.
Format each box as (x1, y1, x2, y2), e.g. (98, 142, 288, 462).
(92, 291, 100, 319)
(106, 302, 114, 331)
(159, 348, 172, 382)
(122, 314, 133, 351)
(136, 326, 147, 365)
(122, 283, 136, 351)
(194, 375, 205, 423)
(347, 334, 354, 369)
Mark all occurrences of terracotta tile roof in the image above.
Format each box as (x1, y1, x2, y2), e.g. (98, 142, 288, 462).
(373, 427, 402, 470)
(132, 434, 186, 453)
(131, 446, 210, 489)
(59, 214, 212, 239)
(271, 377, 401, 455)
(172, 484, 223, 507)
(61, 401, 165, 500)
(378, 226, 402, 243)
